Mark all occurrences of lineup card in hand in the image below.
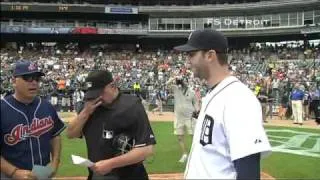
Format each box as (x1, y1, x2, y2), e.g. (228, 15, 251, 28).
(71, 155, 95, 167)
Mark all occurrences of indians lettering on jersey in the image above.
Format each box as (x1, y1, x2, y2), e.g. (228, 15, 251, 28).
(4, 116, 54, 146)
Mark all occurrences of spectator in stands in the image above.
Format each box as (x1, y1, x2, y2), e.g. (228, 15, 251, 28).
(271, 77, 280, 101)
(51, 90, 59, 109)
(290, 83, 305, 125)
(266, 88, 275, 120)
(152, 89, 163, 115)
(73, 88, 85, 113)
(1, 41, 319, 121)
(302, 86, 311, 120)
(257, 84, 268, 123)
(278, 87, 290, 120)
(254, 82, 262, 96)
(57, 78, 66, 93)
(309, 85, 320, 126)
(133, 81, 141, 97)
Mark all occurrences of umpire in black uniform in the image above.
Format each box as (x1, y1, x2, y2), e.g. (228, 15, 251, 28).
(67, 70, 156, 180)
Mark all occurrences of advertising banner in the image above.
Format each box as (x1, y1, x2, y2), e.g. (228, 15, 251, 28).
(105, 7, 138, 14)
(97, 28, 147, 35)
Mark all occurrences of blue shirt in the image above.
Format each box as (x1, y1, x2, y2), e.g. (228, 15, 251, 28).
(291, 89, 304, 101)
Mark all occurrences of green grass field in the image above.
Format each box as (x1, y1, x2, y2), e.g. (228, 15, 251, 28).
(57, 122, 320, 179)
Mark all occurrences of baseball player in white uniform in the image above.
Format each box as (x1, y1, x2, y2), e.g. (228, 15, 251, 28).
(174, 29, 271, 179)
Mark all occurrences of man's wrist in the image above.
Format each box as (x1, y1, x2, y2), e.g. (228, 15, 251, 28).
(9, 167, 19, 178)
(79, 110, 90, 121)
(48, 159, 59, 171)
(106, 158, 117, 169)
(52, 159, 60, 164)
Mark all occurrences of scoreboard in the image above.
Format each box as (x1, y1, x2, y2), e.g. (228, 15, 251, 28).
(0, 3, 138, 14)
(1, 4, 105, 13)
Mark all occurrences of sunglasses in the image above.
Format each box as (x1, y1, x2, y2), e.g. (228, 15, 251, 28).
(17, 74, 42, 82)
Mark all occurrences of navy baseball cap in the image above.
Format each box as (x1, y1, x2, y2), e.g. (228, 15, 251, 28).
(13, 61, 45, 76)
(174, 29, 228, 53)
(84, 70, 114, 100)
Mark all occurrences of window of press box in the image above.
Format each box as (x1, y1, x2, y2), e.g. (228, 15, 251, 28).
(304, 11, 314, 25)
(280, 13, 289, 26)
(271, 14, 280, 27)
(289, 12, 298, 26)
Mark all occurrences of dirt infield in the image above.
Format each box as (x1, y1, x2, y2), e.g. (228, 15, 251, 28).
(147, 112, 318, 129)
(55, 172, 274, 180)
(148, 172, 275, 180)
(60, 112, 174, 123)
(146, 112, 176, 122)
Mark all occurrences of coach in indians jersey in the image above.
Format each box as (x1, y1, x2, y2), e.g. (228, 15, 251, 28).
(1, 61, 66, 179)
(174, 30, 271, 180)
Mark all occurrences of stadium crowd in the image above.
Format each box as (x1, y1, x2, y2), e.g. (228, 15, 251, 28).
(1, 42, 320, 124)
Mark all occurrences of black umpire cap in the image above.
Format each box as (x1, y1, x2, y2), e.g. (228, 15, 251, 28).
(174, 29, 228, 53)
(84, 70, 113, 100)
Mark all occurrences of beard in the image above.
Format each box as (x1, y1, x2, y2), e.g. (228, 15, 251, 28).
(192, 65, 208, 80)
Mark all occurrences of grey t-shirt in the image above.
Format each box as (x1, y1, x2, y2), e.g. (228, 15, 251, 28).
(172, 85, 197, 118)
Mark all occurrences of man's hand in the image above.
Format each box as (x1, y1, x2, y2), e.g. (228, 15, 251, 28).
(12, 169, 37, 180)
(82, 97, 102, 116)
(67, 97, 102, 139)
(166, 76, 178, 86)
(90, 160, 114, 176)
(48, 160, 59, 178)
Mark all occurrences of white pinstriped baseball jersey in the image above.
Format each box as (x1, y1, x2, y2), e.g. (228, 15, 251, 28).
(184, 76, 271, 179)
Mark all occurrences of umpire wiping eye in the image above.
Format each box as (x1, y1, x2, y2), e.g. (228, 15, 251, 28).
(67, 70, 156, 180)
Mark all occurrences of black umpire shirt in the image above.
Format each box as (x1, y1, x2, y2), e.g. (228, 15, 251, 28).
(80, 93, 156, 180)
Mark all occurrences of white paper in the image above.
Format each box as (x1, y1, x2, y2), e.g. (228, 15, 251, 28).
(71, 155, 94, 167)
(32, 165, 53, 179)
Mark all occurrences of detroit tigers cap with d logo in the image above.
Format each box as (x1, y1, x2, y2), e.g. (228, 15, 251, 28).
(13, 61, 45, 76)
(84, 70, 114, 100)
(174, 29, 228, 53)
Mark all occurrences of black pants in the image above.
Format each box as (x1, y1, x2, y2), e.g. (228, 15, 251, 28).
(88, 174, 148, 180)
(88, 166, 148, 180)
(89, 173, 119, 180)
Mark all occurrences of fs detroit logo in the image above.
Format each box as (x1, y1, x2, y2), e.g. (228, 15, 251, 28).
(266, 129, 320, 158)
(4, 116, 54, 146)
